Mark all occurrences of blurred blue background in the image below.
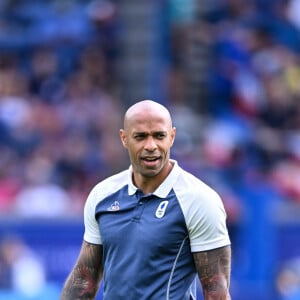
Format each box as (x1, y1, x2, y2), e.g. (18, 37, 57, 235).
(0, 0, 300, 299)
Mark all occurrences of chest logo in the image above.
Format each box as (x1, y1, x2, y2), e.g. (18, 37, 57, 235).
(155, 201, 169, 218)
(108, 201, 120, 211)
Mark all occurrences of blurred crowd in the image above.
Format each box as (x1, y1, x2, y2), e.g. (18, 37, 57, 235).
(0, 0, 300, 299)
(0, 0, 299, 226)
(0, 0, 127, 218)
(167, 0, 300, 225)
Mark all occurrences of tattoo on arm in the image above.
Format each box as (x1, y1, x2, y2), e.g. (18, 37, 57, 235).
(193, 245, 231, 300)
(60, 241, 103, 300)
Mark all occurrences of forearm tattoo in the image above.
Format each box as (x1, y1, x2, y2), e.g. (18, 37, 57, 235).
(193, 245, 231, 300)
(60, 241, 103, 300)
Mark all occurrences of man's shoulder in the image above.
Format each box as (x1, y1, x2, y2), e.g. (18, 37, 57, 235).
(175, 165, 220, 200)
(89, 169, 129, 201)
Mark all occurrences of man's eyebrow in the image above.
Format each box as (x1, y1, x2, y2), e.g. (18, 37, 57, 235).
(132, 131, 167, 135)
(131, 132, 148, 137)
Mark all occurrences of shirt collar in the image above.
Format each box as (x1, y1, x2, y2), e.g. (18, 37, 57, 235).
(127, 159, 180, 198)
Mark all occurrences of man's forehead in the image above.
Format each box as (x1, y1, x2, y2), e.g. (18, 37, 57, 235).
(129, 119, 169, 131)
(125, 112, 171, 130)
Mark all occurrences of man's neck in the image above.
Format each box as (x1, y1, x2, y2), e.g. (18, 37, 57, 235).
(133, 161, 173, 195)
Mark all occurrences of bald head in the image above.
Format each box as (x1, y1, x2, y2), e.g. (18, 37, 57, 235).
(123, 100, 172, 130)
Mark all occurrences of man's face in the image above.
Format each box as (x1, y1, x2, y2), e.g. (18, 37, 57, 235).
(120, 113, 176, 178)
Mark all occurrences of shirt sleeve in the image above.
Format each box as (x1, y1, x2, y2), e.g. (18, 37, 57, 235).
(83, 186, 102, 245)
(188, 189, 231, 252)
(175, 173, 231, 252)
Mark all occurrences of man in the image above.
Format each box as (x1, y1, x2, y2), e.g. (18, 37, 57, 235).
(60, 100, 231, 300)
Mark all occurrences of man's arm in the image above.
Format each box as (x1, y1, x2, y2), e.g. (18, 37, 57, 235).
(60, 240, 103, 300)
(193, 245, 231, 300)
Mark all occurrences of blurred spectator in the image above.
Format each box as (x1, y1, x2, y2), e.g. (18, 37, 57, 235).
(0, 235, 46, 297)
(276, 258, 300, 300)
(287, 0, 300, 31)
(0, 148, 21, 213)
(13, 153, 72, 218)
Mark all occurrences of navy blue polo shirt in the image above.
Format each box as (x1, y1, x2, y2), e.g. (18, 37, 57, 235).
(84, 160, 230, 300)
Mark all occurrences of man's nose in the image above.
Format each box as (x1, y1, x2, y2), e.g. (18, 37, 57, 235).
(144, 137, 157, 151)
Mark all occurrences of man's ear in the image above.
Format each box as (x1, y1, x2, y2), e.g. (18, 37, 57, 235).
(170, 127, 176, 146)
(119, 129, 128, 148)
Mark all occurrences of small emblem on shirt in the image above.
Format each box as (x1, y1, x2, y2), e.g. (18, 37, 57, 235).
(108, 201, 120, 211)
(155, 201, 169, 218)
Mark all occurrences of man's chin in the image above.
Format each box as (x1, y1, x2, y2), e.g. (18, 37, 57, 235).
(141, 169, 160, 178)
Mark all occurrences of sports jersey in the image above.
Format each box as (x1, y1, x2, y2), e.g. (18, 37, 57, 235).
(84, 160, 230, 300)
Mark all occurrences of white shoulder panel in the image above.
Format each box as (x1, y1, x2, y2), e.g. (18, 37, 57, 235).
(174, 169, 231, 252)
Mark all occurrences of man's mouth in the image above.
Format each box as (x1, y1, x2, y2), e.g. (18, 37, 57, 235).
(144, 157, 158, 161)
(142, 156, 160, 162)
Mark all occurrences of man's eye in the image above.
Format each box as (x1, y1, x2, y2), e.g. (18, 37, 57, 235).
(156, 133, 166, 139)
(134, 135, 145, 140)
